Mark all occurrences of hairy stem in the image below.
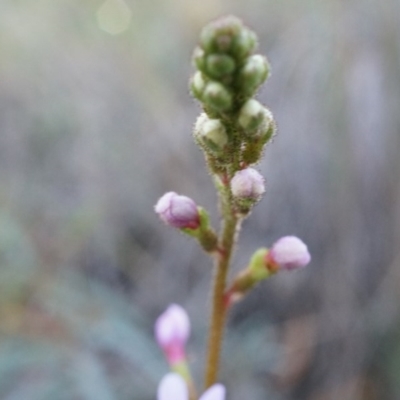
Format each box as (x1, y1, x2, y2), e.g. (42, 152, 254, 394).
(205, 179, 240, 388)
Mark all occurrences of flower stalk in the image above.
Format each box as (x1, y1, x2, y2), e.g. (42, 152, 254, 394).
(154, 15, 311, 399)
(205, 188, 240, 387)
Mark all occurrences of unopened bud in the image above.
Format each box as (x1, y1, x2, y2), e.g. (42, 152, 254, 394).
(200, 15, 242, 53)
(194, 113, 208, 135)
(190, 71, 206, 100)
(238, 99, 265, 132)
(206, 54, 236, 78)
(155, 304, 190, 365)
(267, 236, 311, 270)
(255, 108, 276, 145)
(230, 168, 265, 200)
(157, 373, 188, 400)
(258, 107, 274, 135)
(203, 81, 232, 112)
(238, 55, 270, 96)
(196, 116, 228, 152)
(192, 46, 206, 72)
(230, 28, 257, 60)
(241, 109, 275, 164)
(157, 373, 226, 400)
(155, 192, 200, 230)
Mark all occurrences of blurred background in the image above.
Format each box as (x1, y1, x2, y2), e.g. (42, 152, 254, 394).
(0, 0, 399, 399)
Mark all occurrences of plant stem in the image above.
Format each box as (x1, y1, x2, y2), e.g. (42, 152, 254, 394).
(205, 181, 239, 388)
(173, 362, 197, 400)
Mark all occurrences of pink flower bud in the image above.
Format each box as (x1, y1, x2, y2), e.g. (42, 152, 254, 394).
(230, 168, 265, 200)
(155, 304, 190, 364)
(268, 236, 311, 270)
(157, 373, 226, 400)
(200, 384, 226, 400)
(155, 192, 200, 229)
(157, 373, 188, 400)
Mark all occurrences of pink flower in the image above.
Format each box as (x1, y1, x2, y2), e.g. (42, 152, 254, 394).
(158, 373, 225, 400)
(230, 168, 265, 200)
(155, 304, 190, 365)
(155, 192, 200, 229)
(267, 236, 311, 270)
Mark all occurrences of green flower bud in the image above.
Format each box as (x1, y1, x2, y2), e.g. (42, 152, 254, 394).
(238, 55, 270, 96)
(194, 113, 228, 153)
(203, 81, 232, 112)
(241, 109, 276, 165)
(257, 108, 274, 138)
(200, 15, 243, 53)
(194, 112, 208, 133)
(190, 71, 206, 100)
(201, 119, 228, 152)
(205, 54, 235, 78)
(230, 28, 257, 60)
(238, 99, 265, 132)
(192, 46, 206, 72)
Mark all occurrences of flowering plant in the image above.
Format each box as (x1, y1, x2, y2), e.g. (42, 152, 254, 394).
(154, 16, 310, 399)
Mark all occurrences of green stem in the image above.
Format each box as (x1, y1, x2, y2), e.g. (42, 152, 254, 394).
(173, 361, 197, 400)
(205, 179, 240, 388)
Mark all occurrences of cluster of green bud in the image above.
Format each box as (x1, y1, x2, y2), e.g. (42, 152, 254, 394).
(190, 16, 276, 215)
(190, 15, 270, 113)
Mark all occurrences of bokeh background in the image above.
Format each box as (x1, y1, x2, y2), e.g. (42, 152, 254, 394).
(1, 0, 400, 399)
